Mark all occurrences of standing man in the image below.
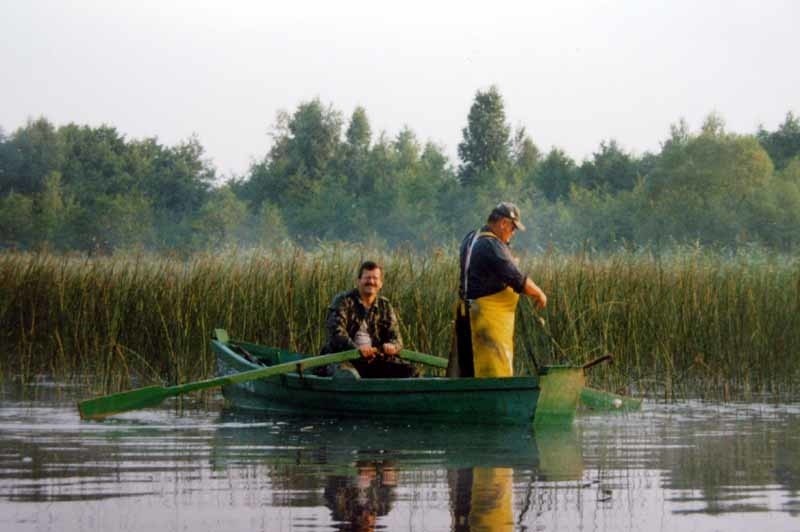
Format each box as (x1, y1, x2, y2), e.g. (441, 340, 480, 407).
(449, 202, 547, 378)
(319, 261, 417, 378)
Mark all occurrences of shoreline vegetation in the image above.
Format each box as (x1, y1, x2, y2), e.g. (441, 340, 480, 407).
(3, 90, 800, 259)
(2, 246, 798, 401)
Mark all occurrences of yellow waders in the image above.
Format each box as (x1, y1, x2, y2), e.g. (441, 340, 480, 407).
(469, 286, 519, 377)
(468, 467, 513, 531)
(449, 467, 513, 532)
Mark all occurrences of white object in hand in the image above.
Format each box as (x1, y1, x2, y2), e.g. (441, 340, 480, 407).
(354, 328, 371, 348)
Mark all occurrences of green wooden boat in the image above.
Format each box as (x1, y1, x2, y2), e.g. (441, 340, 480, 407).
(211, 330, 585, 426)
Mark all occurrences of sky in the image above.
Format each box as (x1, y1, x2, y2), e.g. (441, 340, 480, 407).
(1, 0, 798, 179)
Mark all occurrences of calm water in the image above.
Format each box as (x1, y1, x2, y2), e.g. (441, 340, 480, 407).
(1, 384, 799, 532)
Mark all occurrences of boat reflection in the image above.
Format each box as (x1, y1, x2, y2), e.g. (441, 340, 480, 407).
(212, 409, 584, 531)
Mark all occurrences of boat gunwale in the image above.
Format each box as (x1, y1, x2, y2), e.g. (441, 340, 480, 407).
(214, 340, 543, 393)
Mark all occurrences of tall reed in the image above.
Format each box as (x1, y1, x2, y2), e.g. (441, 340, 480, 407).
(1, 246, 798, 399)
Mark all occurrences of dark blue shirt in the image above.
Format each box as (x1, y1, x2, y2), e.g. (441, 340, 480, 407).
(459, 226, 527, 299)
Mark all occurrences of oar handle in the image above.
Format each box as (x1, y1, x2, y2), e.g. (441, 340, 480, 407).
(399, 350, 448, 369)
(176, 347, 362, 392)
(582, 354, 613, 371)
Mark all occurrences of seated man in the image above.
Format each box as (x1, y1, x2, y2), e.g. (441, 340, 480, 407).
(318, 260, 417, 378)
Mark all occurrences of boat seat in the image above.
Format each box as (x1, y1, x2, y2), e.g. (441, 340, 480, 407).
(332, 366, 361, 380)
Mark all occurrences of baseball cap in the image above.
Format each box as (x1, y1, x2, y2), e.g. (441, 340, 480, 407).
(490, 202, 526, 231)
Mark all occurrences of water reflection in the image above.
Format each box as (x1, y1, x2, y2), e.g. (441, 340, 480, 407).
(446, 427, 583, 532)
(2, 385, 800, 531)
(580, 401, 800, 524)
(211, 409, 584, 531)
(324, 459, 396, 531)
(449, 467, 512, 531)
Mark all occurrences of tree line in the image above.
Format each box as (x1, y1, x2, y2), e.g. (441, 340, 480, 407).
(2, 86, 799, 254)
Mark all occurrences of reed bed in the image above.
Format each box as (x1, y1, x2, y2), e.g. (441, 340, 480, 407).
(1, 246, 798, 399)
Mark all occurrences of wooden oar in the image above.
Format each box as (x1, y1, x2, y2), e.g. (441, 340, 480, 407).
(78, 350, 362, 420)
(400, 350, 448, 369)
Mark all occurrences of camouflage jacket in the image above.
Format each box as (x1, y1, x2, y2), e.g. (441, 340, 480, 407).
(320, 289, 404, 354)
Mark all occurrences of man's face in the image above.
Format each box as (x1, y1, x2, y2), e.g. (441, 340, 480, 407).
(357, 268, 383, 299)
(500, 218, 517, 244)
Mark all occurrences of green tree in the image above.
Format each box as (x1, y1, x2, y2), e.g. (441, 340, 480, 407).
(757, 112, 800, 170)
(381, 133, 449, 246)
(645, 115, 774, 246)
(578, 139, 639, 192)
(745, 177, 800, 250)
(458, 86, 511, 186)
(420, 142, 461, 240)
(0, 191, 35, 246)
(534, 148, 579, 202)
(777, 156, 800, 185)
(524, 198, 579, 250)
(284, 99, 343, 181)
(510, 127, 542, 204)
(245, 100, 343, 220)
(256, 201, 290, 248)
(512, 126, 540, 177)
(744, 157, 800, 250)
(363, 132, 397, 200)
(339, 106, 372, 196)
(100, 193, 155, 250)
(192, 186, 249, 248)
(568, 186, 642, 248)
(143, 135, 215, 214)
(58, 123, 130, 197)
(295, 173, 365, 242)
(34, 171, 67, 246)
(394, 126, 421, 171)
(420, 141, 453, 180)
(1, 117, 63, 196)
(0, 127, 13, 191)
(345, 106, 371, 150)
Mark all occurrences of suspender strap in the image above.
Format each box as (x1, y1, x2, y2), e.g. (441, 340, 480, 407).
(462, 231, 497, 300)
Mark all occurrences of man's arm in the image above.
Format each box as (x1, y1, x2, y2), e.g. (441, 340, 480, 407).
(326, 293, 380, 359)
(380, 302, 404, 356)
(487, 240, 547, 308)
(325, 294, 358, 352)
(522, 277, 547, 309)
(485, 239, 527, 293)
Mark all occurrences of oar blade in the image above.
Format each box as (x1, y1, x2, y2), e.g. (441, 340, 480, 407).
(78, 385, 172, 420)
(77, 348, 364, 420)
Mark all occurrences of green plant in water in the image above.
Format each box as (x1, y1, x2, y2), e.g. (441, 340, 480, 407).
(0, 245, 798, 399)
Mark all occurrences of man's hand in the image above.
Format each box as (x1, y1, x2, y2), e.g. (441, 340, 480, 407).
(523, 278, 547, 309)
(381, 343, 399, 356)
(359, 345, 378, 359)
(531, 290, 547, 309)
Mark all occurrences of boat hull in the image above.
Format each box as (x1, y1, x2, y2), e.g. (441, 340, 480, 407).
(213, 337, 584, 426)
